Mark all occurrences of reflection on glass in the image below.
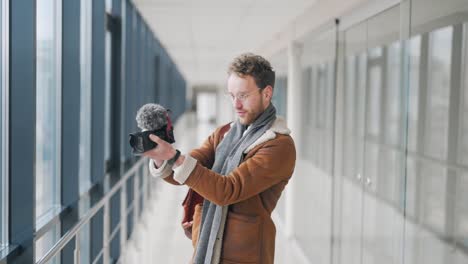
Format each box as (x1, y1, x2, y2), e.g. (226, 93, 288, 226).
(342, 55, 356, 179)
(364, 143, 379, 193)
(407, 36, 421, 152)
(460, 23, 468, 166)
(421, 162, 447, 233)
(385, 42, 402, 146)
(424, 26, 452, 160)
(36, 0, 60, 219)
(367, 62, 382, 137)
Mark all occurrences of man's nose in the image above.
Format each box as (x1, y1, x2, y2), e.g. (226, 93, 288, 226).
(233, 98, 243, 109)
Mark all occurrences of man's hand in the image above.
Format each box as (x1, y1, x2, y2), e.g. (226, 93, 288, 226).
(142, 134, 176, 162)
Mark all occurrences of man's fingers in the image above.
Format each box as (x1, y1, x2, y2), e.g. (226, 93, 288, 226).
(149, 134, 163, 143)
(182, 221, 193, 228)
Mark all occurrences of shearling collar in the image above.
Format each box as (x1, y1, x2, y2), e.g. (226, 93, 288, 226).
(244, 117, 290, 153)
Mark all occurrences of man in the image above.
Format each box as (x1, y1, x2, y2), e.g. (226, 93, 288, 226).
(144, 53, 296, 264)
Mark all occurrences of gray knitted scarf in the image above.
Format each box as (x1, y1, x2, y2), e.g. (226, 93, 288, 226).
(193, 104, 277, 264)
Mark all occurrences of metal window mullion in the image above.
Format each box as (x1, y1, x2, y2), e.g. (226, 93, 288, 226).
(74, 232, 80, 264)
(9, 1, 36, 262)
(103, 202, 110, 264)
(55, 0, 63, 211)
(1, 0, 9, 247)
(119, 0, 126, 173)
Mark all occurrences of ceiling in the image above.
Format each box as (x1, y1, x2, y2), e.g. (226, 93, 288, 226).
(133, 0, 318, 88)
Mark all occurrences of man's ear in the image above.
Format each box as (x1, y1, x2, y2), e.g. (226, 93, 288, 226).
(263, 85, 273, 100)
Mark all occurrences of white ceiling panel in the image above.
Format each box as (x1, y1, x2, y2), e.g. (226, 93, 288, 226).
(133, 0, 319, 86)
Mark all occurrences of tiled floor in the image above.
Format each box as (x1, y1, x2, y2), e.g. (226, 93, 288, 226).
(124, 113, 308, 263)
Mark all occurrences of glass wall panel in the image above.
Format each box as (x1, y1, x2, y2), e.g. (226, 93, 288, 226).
(36, 0, 61, 220)
(336, 22, 367, 264)
(405, 1, 468, 263)
(296, 27, 336, 262)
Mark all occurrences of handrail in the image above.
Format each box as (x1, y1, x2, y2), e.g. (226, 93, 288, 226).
(36, 157, 148, 264)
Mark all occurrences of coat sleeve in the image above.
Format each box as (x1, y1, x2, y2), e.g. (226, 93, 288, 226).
(183, 135, 296, 206)
(161, 125, 226, 185)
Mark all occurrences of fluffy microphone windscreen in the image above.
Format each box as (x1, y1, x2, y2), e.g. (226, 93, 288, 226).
(135, 103, 168, 131)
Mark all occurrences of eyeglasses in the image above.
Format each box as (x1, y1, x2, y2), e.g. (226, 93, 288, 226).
(225, 89, 260, 102)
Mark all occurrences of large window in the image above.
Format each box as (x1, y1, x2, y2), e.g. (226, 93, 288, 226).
(35, 0, 62, 260)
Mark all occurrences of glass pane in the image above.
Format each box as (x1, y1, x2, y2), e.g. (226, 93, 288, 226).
(295, 27, 337, 263)
(79, 0, 92, 194)
(362, 6, 405, 264)
(36, 0, 61, 219)
(385, 41, 403, 146)
(424, 26, 452, 160)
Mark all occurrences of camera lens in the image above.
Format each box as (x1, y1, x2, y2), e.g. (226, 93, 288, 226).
(129, 134, 144, 154)
(135, 137, 144, 152)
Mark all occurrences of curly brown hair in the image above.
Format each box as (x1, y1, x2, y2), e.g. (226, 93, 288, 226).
(227, 53, 275, 90)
